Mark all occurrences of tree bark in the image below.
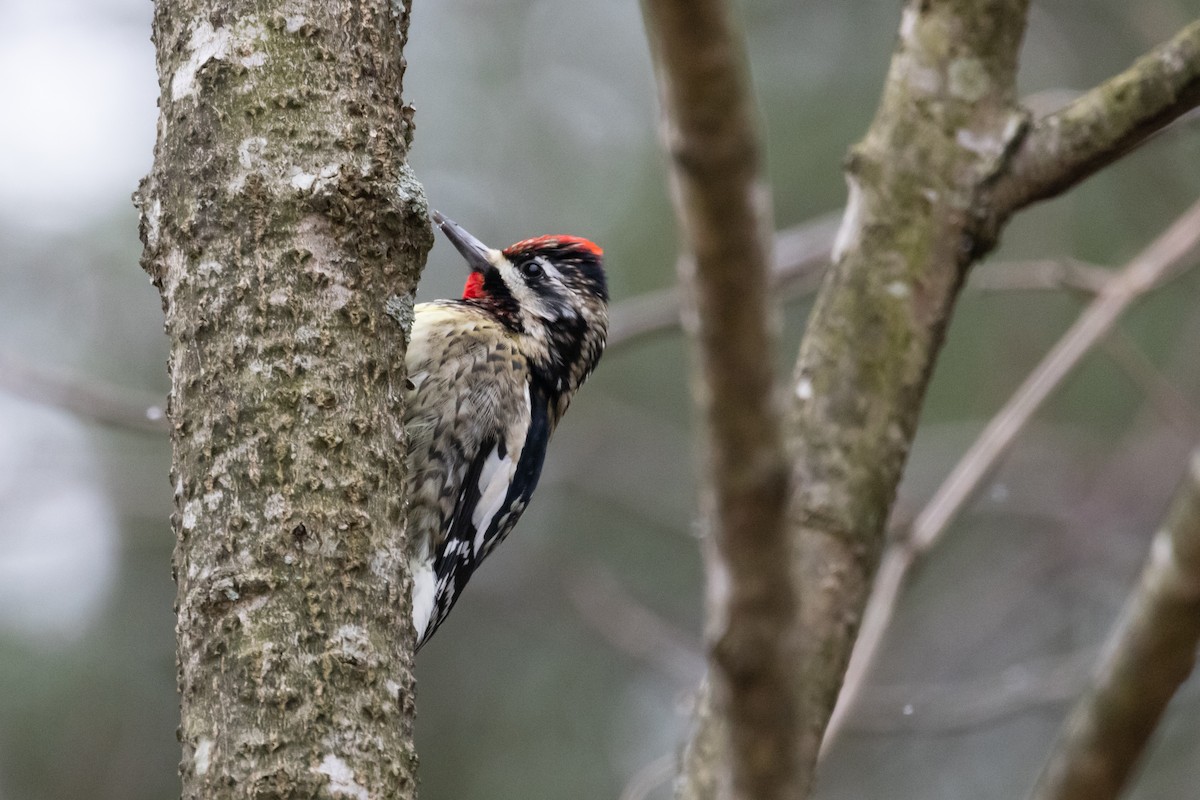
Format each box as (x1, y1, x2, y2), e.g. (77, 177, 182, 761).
(136, 1, 431, 798)
(784, 1, 1032, 788)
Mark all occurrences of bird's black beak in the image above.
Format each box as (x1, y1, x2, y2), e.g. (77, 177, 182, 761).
(431, 210, 493, 273)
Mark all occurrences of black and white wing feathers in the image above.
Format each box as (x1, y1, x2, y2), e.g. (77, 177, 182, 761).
(422, 390, 550, 646)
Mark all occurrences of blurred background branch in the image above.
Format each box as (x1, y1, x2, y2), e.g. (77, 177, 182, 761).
(639, 0, 799, 797)
(0, 350, 165, 433)
(1029, 447, 1200, 800)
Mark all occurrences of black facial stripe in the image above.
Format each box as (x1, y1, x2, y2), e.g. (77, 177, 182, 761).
(464, 270, 523, 332)
(513, 249, 607, 303)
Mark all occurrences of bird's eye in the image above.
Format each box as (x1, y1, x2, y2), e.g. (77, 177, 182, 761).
(520, 260, 543, 279)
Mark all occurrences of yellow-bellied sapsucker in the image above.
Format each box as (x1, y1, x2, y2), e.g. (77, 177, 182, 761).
(406, 211, 608, 648)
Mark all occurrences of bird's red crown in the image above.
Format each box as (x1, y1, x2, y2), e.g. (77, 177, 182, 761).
(503, 235, 603, 259)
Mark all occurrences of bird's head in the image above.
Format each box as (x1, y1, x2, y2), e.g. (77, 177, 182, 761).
(431, 211, 609, 395)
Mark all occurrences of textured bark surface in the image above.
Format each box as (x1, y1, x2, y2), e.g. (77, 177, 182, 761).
(136, 1, 431, 798)
(784, 0, 1031, 790)
(991, 19, 1200, 214)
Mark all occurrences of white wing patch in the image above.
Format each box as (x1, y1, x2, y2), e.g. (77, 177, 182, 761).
(471, 443, 517, 556)
(471, 382, 530, 557)
(410, 554, 436, 643)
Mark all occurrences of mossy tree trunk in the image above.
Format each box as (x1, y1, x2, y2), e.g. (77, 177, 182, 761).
(136, 1, 431, 797)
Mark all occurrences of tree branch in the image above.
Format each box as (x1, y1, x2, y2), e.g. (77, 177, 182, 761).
(992, 20, 1200, 215)
(1029, 447, 1200, 800)
(638, 0, 800, 797)
(821, 199, 1200, 753)
(0, 350, 167, 433)
(782, 2, 1032, 788)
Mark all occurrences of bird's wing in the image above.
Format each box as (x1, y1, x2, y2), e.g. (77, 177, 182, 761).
(421, 382, 551, 646)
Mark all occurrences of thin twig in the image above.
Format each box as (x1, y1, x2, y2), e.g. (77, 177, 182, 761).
(966, 259, 1112, 295)
(607, 214, 839, 351)
(913, 199, 1200, 554)
(0, 350, 167, 433)
(1101, 329, 1200, 434)
(609, 224, 1105, 353)
(1029, 447, 1200, 800)
(821, 199, 1200, 754)
(567, 568, 702, 686)
(854, 648, 1097, 734)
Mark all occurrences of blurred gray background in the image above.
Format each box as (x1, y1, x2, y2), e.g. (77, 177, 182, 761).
(1, 1, 1199, 798)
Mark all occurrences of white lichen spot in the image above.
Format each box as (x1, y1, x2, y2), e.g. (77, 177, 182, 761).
(956, 127, 1004, 158)
(171, 19, 267, 102)
(235, 593, 269, 627)
(248, 360, 265, 375)
(172, 22, 232, 101)
(202, 490, 224, 510)
(194, 737, 214, 776)
(323, 284, 352, 311)
(899, 5, 918, 43)
(332, 625, 372, 664)
(293, 354, 317, 372)
(285, 14, 306, 33)
(237, 137, 267, 169)
(182, 499, 201, 531)
(317, 754, 369, 800)
(885, 280, 910, 299)
(291, 163, 340, 193)
(294, 325, 318, 343)
(796, 377, 814, 401)
(831, 177, 864, 263)
(161, 248, 188, 305)
(897, 50, 941, 94)
(948, 57, 989, 103)
(197, 259, 224, 276)
(263, 493, 287, 521)
(230, 137, 269, 192)
(290, 172, 317, 192)
(268, 288, 290, 306)
(144, 199, 162, 250)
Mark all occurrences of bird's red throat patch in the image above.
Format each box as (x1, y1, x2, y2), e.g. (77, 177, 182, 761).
(462, 272, 486, 300)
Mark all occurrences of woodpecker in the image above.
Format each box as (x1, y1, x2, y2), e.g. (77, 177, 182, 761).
(405, 211, 608, 649)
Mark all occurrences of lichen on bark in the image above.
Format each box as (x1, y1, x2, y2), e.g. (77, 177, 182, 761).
(784, 0, 1033, 789)
(136, 1, 431, 798)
